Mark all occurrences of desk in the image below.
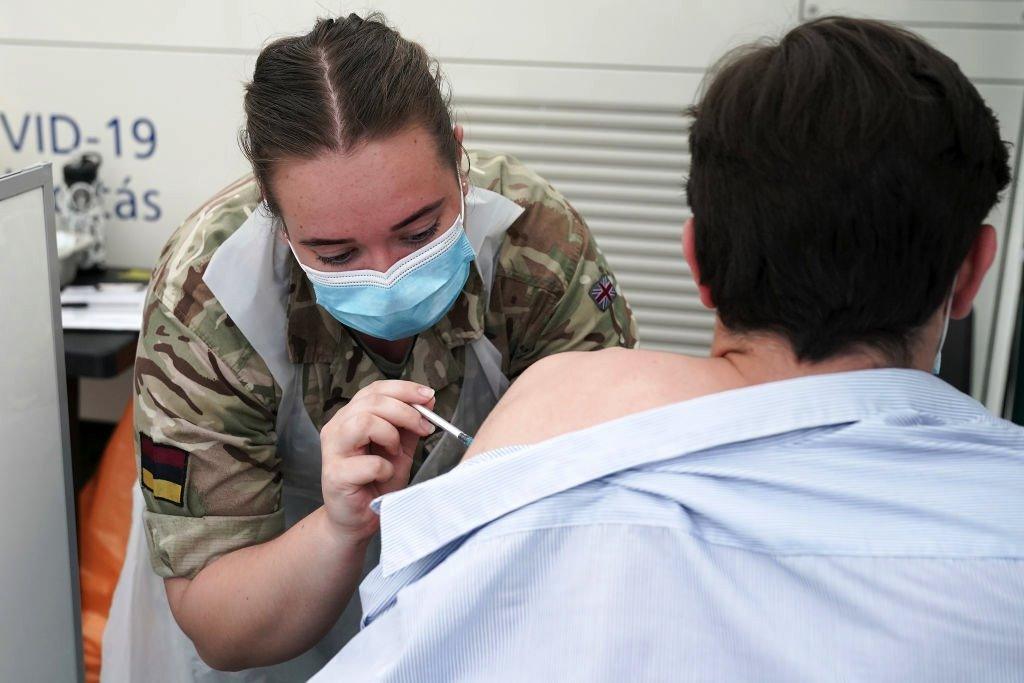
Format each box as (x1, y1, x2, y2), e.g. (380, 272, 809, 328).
(64, 331, 137, 490)
(65, 330, 137, 377)
(62, 267, 145, 489)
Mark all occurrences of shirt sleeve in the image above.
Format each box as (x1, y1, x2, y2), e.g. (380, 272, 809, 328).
(502, 206, 638, 379)
(135, 301, 284, 579)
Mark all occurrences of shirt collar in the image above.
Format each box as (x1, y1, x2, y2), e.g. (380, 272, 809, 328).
(372, 369, 988, 578)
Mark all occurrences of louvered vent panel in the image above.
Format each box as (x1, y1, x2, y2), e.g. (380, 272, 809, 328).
(457, 98, 713, 355)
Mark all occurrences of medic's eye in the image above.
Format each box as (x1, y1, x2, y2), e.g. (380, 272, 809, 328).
(317, 250, 356, 266)
(403, 223, 439, 245)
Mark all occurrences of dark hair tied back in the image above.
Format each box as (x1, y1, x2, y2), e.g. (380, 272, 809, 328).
(240, 12, 459, 217)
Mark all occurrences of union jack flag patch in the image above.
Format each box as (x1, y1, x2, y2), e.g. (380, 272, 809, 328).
(589, 275, 617, 312)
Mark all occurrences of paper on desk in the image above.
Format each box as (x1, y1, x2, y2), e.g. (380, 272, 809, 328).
(61, 284, 146, 331)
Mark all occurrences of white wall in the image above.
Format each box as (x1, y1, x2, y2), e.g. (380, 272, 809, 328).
(3, 0, 1021, 410)
(0, 0, 798, 267)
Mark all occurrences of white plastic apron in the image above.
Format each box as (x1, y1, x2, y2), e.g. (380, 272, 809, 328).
(102, 187, 524, 682)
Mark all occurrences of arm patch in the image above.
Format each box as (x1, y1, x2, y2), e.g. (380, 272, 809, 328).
(139, 433, 189, 506)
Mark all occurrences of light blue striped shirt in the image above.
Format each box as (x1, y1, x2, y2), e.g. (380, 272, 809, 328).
(313, 369, 1024, 682)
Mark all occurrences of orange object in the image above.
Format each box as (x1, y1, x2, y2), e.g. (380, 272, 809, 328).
(77, 402, 136, 683)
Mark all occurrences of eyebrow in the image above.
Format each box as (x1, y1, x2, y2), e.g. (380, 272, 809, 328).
(298, 198, 446, 247)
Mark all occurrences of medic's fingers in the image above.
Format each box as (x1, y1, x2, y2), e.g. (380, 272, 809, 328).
(397, 428, 422, 467)
(351, 380, 437, 409)
(359, 394, 436, 437)
(324, 454, 395, 493)
(327, 413, 414, 462)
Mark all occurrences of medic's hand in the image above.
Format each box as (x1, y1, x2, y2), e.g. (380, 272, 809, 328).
(319, 380, 437, 542)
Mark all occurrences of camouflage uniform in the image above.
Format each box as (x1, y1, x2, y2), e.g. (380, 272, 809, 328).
(135, 150, 638, 579)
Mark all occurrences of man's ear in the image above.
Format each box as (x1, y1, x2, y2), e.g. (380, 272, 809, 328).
(683, 217, 715, 309)
(950, 224, 998, 319)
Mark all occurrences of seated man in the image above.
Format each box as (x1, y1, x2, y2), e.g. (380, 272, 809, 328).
(315, 17, 1024, 681)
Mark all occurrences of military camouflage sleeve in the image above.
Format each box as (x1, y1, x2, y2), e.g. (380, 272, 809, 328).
(135, 302, 284, 579)
(502, 206, 638, 379)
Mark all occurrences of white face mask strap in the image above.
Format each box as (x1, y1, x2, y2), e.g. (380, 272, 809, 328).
(932, 274, 958, 375)
(457, 170, 467, 222)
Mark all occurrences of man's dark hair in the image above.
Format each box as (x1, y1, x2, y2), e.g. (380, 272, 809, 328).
(686, 16, 1011, 363)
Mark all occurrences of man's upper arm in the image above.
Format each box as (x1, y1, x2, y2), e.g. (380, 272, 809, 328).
(465, 352, 586, 457)
(136, 302, 284, 579)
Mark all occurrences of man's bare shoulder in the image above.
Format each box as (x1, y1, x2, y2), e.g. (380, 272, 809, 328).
(465, 348, 739, 458)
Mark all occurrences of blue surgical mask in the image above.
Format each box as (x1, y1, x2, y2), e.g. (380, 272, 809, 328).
(290, 191, 474, 341)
